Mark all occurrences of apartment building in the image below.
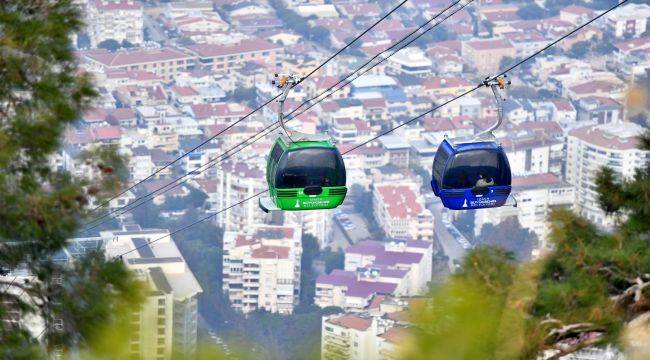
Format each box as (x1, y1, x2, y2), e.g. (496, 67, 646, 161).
(330, 118, 373, 144)
(500, 131, 564, 176)
(385, 47, 433, 76)
(185, 39, 283, 73)
(315, 240, 432, 310)
(566, 122, 649, 228)
(474, 173, 574, 250)
(104, 227, 202, 359)
(222, 225, 302, 314)
(373, 183, 434, 241)
(606, 3, 650, 38)
(215, 159, 268, 232)
(84, 47, 195, 81)
(462, 38, 516, 74)
(87, 0, 144, 47)
(321, 297, 411, 360)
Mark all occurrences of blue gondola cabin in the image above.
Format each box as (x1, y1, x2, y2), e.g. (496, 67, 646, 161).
(431, 138, 512, 210)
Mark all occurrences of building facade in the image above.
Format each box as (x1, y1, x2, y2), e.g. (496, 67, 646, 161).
(566, 123, 649, 228)
(103, 227, 202, 359)
(222, 225, 302, 314)
(87, 0, 144, 47)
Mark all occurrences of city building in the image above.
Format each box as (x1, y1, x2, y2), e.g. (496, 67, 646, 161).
(87, 0, 144, 47)
(222, 224, 302, 314)
(566, 122, 649, 228)
(373, 183, 434, 240)
(606, 3, 650, 38)
(184, 39, 283, 73)
(104, 227, 202, 359)
(315, 240, 432, 310)
(214, 159, 268, 232)
(462, 38, 516, 74)
(321, 296, 412, 360)
(84, 48, 195, 81)
(385, 47, 433, 76)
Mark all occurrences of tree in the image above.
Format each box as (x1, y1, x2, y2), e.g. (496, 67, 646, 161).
(406, 131, 650, 358)
(97, 39, 121, 52)
(0, 1, 142, 356)
(76, 33, 90, 49)
(538, 89, 556, 100)
(517, 4, 549, 20)
(228, 87, 258, 107)
(481, 20, 495, 38)
(569, 40, 591, 58)
(120, 39, 134, 49)
(478, 217, 538, 261)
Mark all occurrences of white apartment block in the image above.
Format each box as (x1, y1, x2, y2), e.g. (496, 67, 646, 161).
(474, 173, 574, 251)
(606, 3, 650, 38)
(501, 132, 564, 177)
(104, 227, 202, 359)
(321, 298, 411, 360)
(566, 123, 649, 228)
(372, 182, 434, 241)
(87, 0, 144, 47)
(222, 224, 302, 314)
(315, 240, 432, 310)
(214, 159, 267, 232)
(385, 47, 433, 77)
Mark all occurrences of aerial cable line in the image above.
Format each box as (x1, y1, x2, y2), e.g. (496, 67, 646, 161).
(298, 0, 409, 83)
(87, 0, 410, 215)
(83, 1, 462, 230)
(290, 0, 468, 116)
(114, 0, 629, 258)
(288, 0, 474, 120)
(345, 0, 631, 154)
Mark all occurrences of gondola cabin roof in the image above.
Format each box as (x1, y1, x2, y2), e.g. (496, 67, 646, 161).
(275, 133, 336, 150)
(441, 137, 504, 153)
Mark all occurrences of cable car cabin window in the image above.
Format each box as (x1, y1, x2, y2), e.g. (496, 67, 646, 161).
(432, 148, 450, 187)
(442, 150, 510, 190)
(270, 143, 283, 164)
(275, 148, 345, 189)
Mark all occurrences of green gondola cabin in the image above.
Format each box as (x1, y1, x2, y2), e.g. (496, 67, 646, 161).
(259, 134, 347, 212)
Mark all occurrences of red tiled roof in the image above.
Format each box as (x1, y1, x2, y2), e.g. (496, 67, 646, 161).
(512, 173, 561, 188)
(376, 184, 423, 219)
(186, 39, 281, 57)
(551, 99, 575, 112)
(569, 81, 621, 94)
(171, 85, 199, 97)
(379, 327, 409, 344)
(251, 245, 289, 260)
(328, 315, 372, 331)
(465, 39, 513, 51)
(91, 126, 122, 140)
(569, 125, 641, 151)
(561, 5, 595, 16)
(86, 47, 191, 67)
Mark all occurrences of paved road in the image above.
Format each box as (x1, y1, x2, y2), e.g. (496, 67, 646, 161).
(428, 199, 467, 271)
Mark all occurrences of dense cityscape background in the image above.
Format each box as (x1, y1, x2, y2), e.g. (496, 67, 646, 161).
(1, 0, 649, 359)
